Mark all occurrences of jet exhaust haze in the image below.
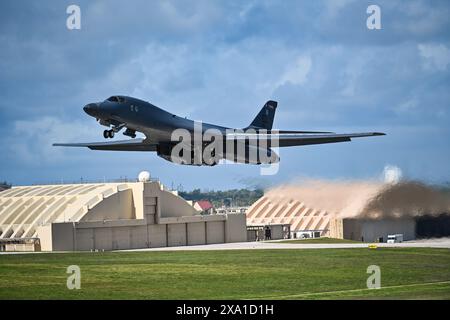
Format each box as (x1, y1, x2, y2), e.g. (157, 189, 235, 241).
(263, 179, 450, 220)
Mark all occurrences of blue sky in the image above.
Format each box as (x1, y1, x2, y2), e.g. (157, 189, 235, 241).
(0, 0, 449, 190)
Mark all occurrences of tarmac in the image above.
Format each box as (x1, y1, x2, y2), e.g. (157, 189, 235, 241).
(124, 237, 450, 252)
(1, 238, 449, 254)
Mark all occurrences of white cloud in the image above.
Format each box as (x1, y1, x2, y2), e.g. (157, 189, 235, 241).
(238, 1, 257, 20)
(86, 0, 223, 37)
(325, 0, 357, 17)
(395, 98, 419, 115)
(418, 43, 450, 71)
(79, 40, 309, 122)
(383, 165, 403, 184)
(275, 55, 312, 89)
(340, 54, 369, 97)
(397, 1, 450, 37)
(10, 117, 100, 165)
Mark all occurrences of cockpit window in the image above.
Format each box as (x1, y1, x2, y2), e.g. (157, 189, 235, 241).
(107, 96, 119, 102)
(107, 96, 125, 103)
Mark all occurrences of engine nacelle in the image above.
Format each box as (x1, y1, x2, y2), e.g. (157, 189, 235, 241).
(157, 143, 278, 166)
(224, 145, 279, 165)
(156, 144, 219, 166)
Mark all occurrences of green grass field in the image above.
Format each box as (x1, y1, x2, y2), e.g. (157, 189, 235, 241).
(275, 237, 360, 244)
(1, 248, 449, 300)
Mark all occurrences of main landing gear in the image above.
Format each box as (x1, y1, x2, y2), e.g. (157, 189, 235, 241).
(103, 129, 115, 139)
(103, 124, 130, 139)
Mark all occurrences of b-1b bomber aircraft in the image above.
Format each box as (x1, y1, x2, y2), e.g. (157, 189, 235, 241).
(53, 96, 385, 166)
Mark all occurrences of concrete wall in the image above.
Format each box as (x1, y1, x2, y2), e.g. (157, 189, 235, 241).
(225, 214, 248, 242)
(112, 227, 131, 250)
(160, 189, 198, 218)
(36, 224, 53, 251)
(329, 218, 343, 239)
(72, 224, 151, 251)
(75, 228, 92, 250)
(37, 223, 75, 251)
(167, 223, 186, 246)
(143, 196, 157, 224)
(33, 181, 247, 251)
(131, 183, 145, 219)
(53, 223, 75, 251)
(129, 225, 148, 249)
(187, 222, 206, 245)
(148, 224, 167, 248)
(39, 215, 246, 251)
(270, 225, 284, 240)
(81, 189, 135, 222)
(206, 221, 225, 244)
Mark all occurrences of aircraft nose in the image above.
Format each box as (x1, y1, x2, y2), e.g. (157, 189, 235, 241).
(83, 103, 98, 116)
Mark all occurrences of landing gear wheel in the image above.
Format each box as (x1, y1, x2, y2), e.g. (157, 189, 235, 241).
(103, 130, 109, 139)
(108, 130, 115, 138)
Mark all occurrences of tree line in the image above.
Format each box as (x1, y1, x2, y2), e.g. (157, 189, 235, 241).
(179, 189, 264, 208)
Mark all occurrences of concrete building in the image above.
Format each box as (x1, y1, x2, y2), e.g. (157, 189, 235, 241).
(246, 181, 450, 242)
(247, 224, 290, 241)
(0, 181, 247, 251)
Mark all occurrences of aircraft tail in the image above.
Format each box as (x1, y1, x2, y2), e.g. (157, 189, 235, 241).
(247, 100, 277, 130)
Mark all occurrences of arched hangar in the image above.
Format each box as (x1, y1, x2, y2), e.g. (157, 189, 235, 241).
(0, 181, 246, 251)
(246, 181, 450, 242)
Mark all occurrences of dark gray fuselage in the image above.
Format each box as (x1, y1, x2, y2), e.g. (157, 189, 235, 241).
(86, 96, 229, 144)
(74, 95, 385, 165)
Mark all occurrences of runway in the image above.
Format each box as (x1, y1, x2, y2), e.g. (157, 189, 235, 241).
(1, 238, 449, 255)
